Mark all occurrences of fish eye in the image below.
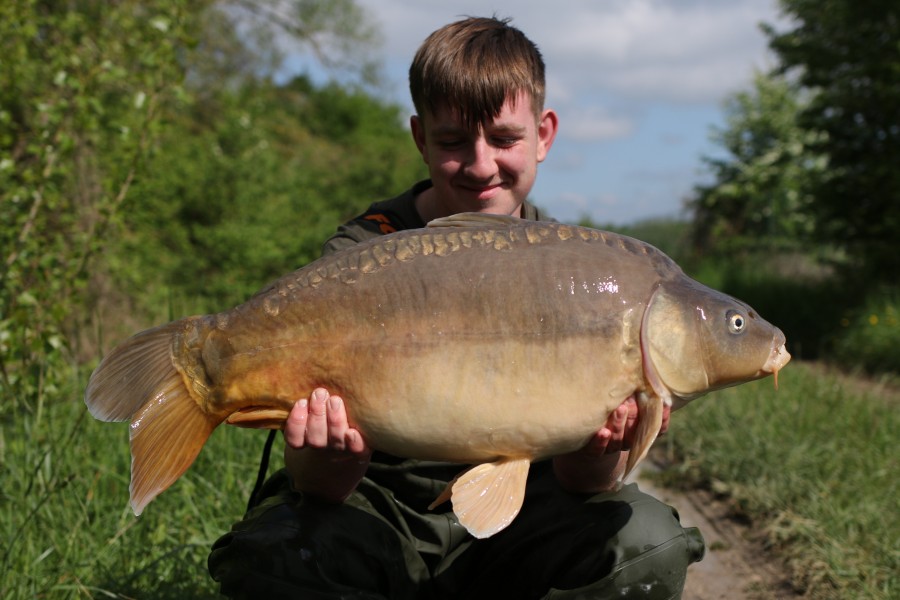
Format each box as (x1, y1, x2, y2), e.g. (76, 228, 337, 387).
(727, 310, 746, 334)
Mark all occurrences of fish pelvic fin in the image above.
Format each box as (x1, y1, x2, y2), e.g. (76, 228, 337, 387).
(226, 407, 291, 429)
(623, 391, 664, 480)
(439, 458, 531, 539)
(84, 318, 221, 515)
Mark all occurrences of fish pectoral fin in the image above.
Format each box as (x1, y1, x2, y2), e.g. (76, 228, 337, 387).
(225, 407, 290, 429)
(623, 392, 664, 480)
(445, 458, 530, 539)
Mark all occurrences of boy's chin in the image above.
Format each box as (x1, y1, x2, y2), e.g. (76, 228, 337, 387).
(451, 189, 521, 215)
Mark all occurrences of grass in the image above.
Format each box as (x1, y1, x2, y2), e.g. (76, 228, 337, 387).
(656, 362, 899, 599)
(1, 373, 279, 599)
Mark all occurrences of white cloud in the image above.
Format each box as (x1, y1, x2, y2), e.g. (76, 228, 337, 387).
(356, 0, 783, 106)
(560, 107, 635, 142)
(536, 1, 781, 104)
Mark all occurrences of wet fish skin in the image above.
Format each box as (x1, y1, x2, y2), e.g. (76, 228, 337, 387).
(85, 214, 790, 538)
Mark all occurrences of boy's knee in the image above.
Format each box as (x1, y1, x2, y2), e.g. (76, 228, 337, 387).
(615, 488, 706, 562)
(573, 486, 705, 599)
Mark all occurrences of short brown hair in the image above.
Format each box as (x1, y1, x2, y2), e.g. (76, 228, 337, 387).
(409, 16, 546, 130)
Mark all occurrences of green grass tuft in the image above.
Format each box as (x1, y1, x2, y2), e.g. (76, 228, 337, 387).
(1, 385, 277, 599)
(659, 362, 899, 599)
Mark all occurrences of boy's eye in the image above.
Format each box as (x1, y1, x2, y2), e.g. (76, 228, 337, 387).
(436, 139, 464, 149)
(492, 137, 519, 148)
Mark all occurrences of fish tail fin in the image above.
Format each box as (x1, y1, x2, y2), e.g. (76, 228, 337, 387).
(84, 317, 221, 514)
(623, 392, 664, 480)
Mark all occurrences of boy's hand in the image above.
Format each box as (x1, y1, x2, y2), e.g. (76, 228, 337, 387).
(284, 387, 370, 456)
(552, 396, 671, 493)
(580, 396, 671, 456)
(283, 388, 371, 503)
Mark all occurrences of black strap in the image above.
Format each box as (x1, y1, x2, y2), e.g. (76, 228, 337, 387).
(247, 429, 277, 513)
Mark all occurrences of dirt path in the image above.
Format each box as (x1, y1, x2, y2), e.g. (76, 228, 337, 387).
(634, 460, 795, 599)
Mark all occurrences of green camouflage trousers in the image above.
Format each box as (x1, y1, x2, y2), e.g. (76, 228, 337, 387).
(209, 460, 704, 599)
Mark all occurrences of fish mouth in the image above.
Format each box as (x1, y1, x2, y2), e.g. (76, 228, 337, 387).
(762, 328, 791, 389)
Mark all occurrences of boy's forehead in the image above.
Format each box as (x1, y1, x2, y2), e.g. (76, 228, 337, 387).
(423, 92, 537, 131)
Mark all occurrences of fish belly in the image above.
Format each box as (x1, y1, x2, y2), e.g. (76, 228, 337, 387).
(337, 336, 639, 462)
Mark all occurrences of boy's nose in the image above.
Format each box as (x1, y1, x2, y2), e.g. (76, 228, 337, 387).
(462, 138, 497, 179)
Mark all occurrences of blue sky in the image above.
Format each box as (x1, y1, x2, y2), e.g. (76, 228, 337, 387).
(288, 0, 788, 225)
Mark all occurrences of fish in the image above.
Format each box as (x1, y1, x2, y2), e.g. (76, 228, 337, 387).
(85, 213, 790, 538)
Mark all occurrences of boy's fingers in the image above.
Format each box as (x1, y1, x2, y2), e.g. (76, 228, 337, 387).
(590, 428, 612, 455)
(326, 395, 349, 450)
(284, 398, 309, 448)
(304, 388, 329, 448)
(345, 430, 370, 457)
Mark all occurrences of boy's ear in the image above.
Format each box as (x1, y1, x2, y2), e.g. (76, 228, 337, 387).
(410, 115, 429, 164)
(536, 109, 559, 162)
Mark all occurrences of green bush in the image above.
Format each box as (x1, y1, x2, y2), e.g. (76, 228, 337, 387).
(831, 287, 900, 374)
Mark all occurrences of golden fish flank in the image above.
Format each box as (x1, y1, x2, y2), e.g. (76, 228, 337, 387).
(84, 213, 790, 539)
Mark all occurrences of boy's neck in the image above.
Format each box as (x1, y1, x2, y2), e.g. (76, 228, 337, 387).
(413, 187, 443, 224)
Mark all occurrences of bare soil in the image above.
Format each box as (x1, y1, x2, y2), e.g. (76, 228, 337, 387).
(635, 460, 799, 600)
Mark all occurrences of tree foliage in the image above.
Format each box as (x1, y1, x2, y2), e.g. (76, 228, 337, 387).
(765, 0, 900, 277)
(224, 0, 383, 83)
(689, 73, 826, 255)
(113, 76, 423, 320)
(0, 0, 423, 402)
(1, 0, 203, 406)
(689, 0, 900, 281)
(1, 3, 429, 596)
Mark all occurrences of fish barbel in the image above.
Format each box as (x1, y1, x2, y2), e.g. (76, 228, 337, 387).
(85, 214, 790, 538)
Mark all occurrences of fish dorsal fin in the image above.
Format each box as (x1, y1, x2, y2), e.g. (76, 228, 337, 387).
(426, 212, 525, 228)
(436, 458, 531, 539)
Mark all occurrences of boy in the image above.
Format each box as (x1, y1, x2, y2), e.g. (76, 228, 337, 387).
(209, 17, 704, 599)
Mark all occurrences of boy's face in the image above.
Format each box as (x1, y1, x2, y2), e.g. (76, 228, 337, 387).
(410, 92, 558, 218)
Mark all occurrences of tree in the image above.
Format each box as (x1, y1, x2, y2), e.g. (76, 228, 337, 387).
(0, 4, 426, 596)
(115, 76, 424, 316)
(764, 0, 900, 278)
(0, 0, 203, 404)
(689, 72, 825, 255)
(0, 0, 396, 399)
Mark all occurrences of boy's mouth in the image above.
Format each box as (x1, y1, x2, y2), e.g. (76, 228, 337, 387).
(458, 181, 505, 200)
